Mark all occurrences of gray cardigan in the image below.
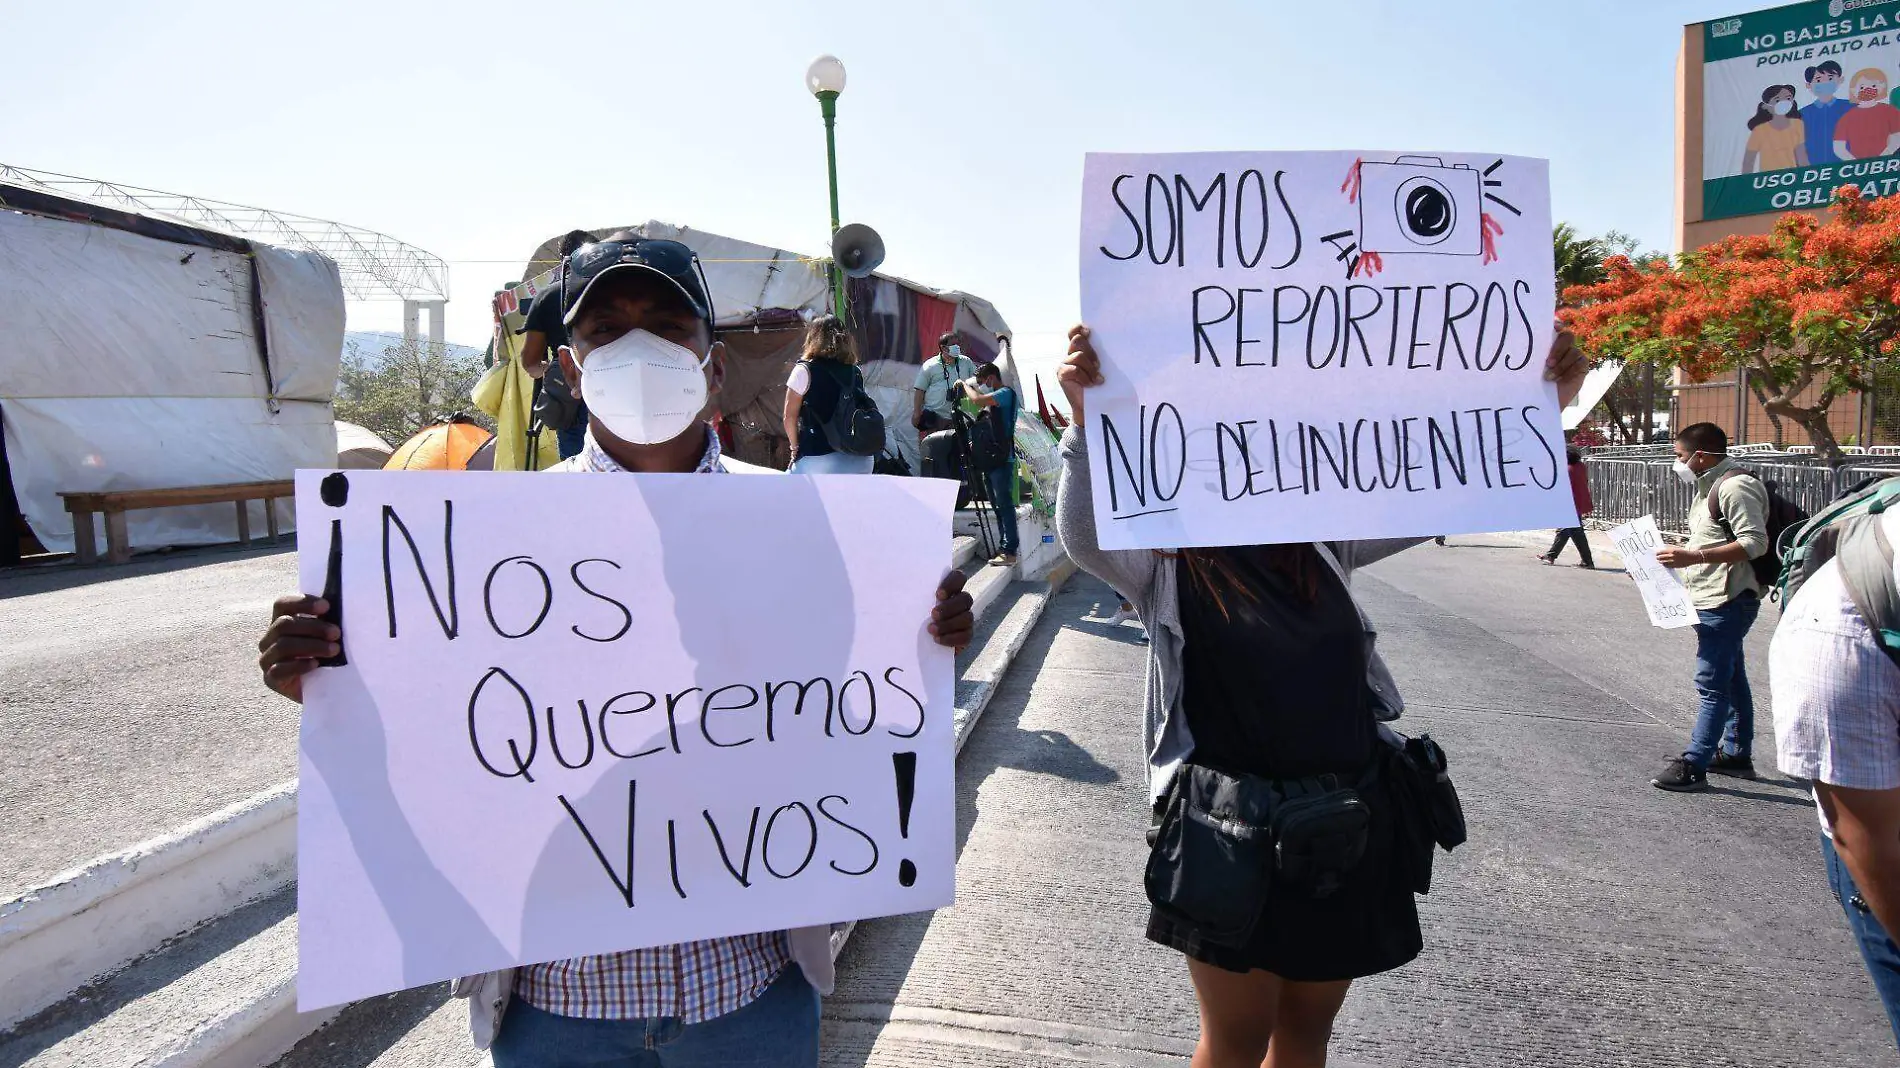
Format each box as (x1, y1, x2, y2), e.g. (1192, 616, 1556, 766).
(1055, 426, 1422, 804)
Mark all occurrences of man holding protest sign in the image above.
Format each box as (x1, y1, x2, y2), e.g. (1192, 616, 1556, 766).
(1650, 422, 1771, 793)
(259, 234, 975, 1068)
(1061, 148, 1588, 1068)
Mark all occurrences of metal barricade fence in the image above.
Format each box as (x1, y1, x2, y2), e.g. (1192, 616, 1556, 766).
(1585, 455, 1900, 532)
(1586, 459, 1670, 531)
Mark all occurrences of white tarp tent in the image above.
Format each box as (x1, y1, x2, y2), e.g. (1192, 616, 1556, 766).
(0, 189, 344, 555)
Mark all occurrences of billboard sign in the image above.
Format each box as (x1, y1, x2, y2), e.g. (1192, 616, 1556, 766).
(1702, 0, 1900, 220)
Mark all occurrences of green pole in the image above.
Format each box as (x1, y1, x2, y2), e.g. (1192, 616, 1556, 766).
(819, 90, 845, 321)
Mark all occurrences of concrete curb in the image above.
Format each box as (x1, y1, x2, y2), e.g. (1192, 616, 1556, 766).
(170, 977, 340, 1068)
(1477, 528, 1628, 570)
(0, 781, 298, 1031)
(823, 557, 1073, 1008)
(953, 560, 1075, 755)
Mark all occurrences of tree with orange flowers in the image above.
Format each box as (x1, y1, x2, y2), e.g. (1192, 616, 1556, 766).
(1563, 186, 1900, 461)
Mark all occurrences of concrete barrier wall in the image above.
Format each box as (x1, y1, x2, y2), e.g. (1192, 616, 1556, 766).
(0, 781, 297, 1030)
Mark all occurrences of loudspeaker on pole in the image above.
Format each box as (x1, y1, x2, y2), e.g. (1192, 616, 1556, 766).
(831, 223, 886, 278)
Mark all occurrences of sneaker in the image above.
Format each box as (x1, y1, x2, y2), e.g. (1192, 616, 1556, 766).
(1708, 751, 1757, 779)
(1105, 606, 1138, 626)
(1538, 554, 1557, 565)
(1652, 757, 1708, 792)
(1578, 562, 1596, 570)
(990, 552, 1018, 567)
(1433, 536, 1448, 546)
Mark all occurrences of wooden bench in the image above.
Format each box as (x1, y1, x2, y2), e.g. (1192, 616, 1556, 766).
(59, 480, 296, 565)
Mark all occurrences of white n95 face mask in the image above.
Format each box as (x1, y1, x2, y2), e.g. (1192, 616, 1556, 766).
(573, 328, 711, 445)
(1672, 459, 1699, 485)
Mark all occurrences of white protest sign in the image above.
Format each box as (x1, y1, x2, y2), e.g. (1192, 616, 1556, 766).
(294, 470, 957, 1010)
(1079, 151, 1576, 549)
(1608, 515, 1696, 630)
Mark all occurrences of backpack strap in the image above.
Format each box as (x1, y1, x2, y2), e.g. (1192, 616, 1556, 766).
(1706, 467, 1745, 531)
(1838, 515, 1900, 670)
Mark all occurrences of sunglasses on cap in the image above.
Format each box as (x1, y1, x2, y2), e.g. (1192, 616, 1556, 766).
(560, 238, 717, 327)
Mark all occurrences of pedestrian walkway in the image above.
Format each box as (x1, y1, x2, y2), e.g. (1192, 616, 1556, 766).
(0, 545, 299, 898)
(825, 549, 1890, 1065)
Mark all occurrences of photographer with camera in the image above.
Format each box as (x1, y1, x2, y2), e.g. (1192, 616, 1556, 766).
(913, 332, 976, 480)
(958, 362, 1019, 566)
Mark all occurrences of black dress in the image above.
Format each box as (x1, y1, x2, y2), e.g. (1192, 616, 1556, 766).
(1146, 546, 1422, 981)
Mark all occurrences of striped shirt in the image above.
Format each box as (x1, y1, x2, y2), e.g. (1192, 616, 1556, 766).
(1770, 510, 1900, 837)
(521, 424, 794, 1022)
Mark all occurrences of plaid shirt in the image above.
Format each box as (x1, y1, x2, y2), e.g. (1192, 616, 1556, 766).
(521, 424, 794, 1022)
(1770, 519, 1900, 836)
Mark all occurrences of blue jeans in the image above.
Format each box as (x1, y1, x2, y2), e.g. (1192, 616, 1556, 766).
(790, 451, 874, 475)
(491, 965, 819, 1068)
(1683, 593, 1760, 768)
(985, 465, 1018, 555)
(1824, 834, 1900, 1048)
(556, 423, 587, 461)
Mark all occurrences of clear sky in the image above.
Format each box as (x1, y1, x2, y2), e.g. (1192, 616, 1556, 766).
(6, 0, 1731, 378)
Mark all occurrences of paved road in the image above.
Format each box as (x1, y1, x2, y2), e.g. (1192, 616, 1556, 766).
(24, 534, 1897, 1065)
(0, 546, 299, 897)
(824, 544, 1891, 1066)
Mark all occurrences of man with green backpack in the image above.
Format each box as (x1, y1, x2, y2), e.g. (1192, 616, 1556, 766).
(1770, 476, 1900, 1047)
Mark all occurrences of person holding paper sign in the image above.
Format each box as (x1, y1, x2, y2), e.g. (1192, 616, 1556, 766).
(1054, 323, 1585, 1068)
(258, 234, 976, 1068)
(1649, 423, 1770, 793)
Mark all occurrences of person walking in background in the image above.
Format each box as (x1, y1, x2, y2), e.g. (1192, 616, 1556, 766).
(1805, 60, 1851, 165)
(1742, 84, 1807, 173)
(1770, 504, 1900, 1048)
(783, 315, 875, 474)
(1539, 447, 1595, 568)
(518, 230, 598, 460)
(958, 361, 1020, 565)
(1650, 423, 1770, 792)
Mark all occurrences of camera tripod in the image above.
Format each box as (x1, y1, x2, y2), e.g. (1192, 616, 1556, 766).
(942, 412, 1000, 562)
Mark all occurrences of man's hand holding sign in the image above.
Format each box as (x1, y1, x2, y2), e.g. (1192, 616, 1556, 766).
(1076, 152, 1587, 549)
(258, 233, 974, 1027)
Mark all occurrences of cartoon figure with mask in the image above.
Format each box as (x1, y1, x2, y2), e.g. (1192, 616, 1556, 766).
(1803, 60, 1851, 165)
(1833, 67, 1900, 161)
(1743, 85, 1807, 173)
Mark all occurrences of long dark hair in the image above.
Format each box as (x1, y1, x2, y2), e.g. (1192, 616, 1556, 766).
(1748, 85, 1801, 130)
(1170, 544, 1324, 622)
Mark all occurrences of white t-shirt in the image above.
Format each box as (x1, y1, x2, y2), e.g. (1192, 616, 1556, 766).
(1770, 507, 1900, 837)
(913, 355, 975, 418)
(786, 361, 811, 396)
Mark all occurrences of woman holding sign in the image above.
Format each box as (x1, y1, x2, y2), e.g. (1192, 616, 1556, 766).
(1055, 323, 1585, 1068)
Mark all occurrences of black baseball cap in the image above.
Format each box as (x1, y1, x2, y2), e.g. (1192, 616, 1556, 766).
(561, 238, 716, 327)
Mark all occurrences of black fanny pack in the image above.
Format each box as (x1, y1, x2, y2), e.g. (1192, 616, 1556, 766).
(1145, 736, 1467, 949)
(1144, 763, 1375, 948)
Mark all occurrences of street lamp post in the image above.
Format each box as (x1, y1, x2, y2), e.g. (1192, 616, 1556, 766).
(807, 54, 848, 321)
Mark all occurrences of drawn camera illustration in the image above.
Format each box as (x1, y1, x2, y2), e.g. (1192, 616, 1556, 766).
(1358, 156, 1483, 257)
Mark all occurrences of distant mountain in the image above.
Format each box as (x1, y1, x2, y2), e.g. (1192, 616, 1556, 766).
(342, 331, 484, 365)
